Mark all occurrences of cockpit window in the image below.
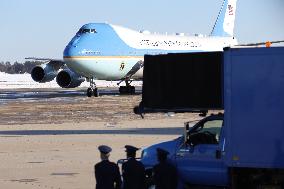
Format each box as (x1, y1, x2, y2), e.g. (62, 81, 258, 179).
(78, 28, 97, 34)
(82, 29, 90, 33)
(90, 29, 97, 33)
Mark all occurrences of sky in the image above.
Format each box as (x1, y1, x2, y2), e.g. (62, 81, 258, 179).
(0, 0, 283, 63)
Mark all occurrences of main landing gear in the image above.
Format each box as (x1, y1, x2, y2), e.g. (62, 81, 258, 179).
(86, 77, 99, 97)
(118, 80, 135, 94)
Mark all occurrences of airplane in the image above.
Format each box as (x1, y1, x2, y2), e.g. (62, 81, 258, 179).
(27, 0, 238, 97)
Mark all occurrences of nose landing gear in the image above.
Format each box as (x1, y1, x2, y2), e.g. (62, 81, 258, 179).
(87, 77, 99, 97)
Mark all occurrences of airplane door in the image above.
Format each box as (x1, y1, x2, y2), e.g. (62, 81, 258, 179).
(175, 119, 228, 186)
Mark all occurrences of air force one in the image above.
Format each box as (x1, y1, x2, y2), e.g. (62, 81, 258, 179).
(27, 0, 238, 97)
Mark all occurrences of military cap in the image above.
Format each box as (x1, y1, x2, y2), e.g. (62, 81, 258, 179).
(156, 148, 169, 156)
(125, 145, 140, 153)
(98, 145, 112, 154)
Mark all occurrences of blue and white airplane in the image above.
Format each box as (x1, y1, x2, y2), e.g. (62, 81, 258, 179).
(27, 0, 238, 97)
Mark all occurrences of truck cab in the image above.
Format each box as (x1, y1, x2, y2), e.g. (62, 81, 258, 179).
(141, 113, 228, 187)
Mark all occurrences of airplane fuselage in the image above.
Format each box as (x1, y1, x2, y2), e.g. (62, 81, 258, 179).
(63, 23, 237, 80)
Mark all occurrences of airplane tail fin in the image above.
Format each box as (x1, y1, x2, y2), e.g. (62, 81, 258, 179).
(210, 0, 237, 37)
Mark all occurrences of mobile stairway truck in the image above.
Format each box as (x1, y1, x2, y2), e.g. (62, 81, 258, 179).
(132, 47, 284, 188)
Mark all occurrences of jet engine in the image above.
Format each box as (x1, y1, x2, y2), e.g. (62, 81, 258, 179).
(31, 63, 58, 83)
(56, 69, 85, 88)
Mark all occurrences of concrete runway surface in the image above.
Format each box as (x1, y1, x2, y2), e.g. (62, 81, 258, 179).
(0, 88, 205, 189)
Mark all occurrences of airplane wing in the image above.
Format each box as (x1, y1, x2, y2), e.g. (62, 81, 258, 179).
(236, 40, 284, 47)
(25, 57, 63, 62)
(25, 57, 65, 70)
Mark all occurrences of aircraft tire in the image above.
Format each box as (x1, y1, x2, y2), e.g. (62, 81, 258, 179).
(130, 86, 135, 94)
(87, 88, 93, 97)
(119, 86, 135, 94)
(119, 86, 126, 94)
(94, 88, 99, 97)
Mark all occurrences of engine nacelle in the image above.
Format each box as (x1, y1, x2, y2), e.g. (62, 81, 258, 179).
(31, 64, 57, 83)
(56, 69, 85, 88)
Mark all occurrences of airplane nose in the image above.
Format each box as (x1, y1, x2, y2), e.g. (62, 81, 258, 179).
(70, 36, 81, 47)
(63, 37, 81, 57)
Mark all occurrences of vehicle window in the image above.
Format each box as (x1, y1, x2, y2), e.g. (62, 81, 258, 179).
(202, 120, 223, 142)
(186, 119, 223, 146)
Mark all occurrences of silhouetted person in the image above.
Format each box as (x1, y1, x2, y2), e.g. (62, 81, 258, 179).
(94, 145, 122, 189)
(122, 145, 146, 189)
(153, 148, 178, 189)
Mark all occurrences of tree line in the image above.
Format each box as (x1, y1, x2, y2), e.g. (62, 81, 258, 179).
(0, 61, 42, 74)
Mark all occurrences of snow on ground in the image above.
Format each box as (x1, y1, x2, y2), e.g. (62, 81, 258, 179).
(0, 72, 142, 89)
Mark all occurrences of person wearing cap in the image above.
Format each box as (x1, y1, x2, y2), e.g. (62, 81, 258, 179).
(94, 145, 122, 189)
(122, 145, 146, 189)
(153, 148, 178, 189)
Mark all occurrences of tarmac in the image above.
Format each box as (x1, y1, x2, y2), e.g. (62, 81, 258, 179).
(0, 87, 204, 189)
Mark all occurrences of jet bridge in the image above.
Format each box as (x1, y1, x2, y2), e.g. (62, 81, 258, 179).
(137, 52, 223, 113)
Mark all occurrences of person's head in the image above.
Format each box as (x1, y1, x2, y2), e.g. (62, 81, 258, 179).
(125, 145, 139, 159)
(98, 145, 112, 161)
(100, 152, 110, 160)
(156, 148, 169, 162)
